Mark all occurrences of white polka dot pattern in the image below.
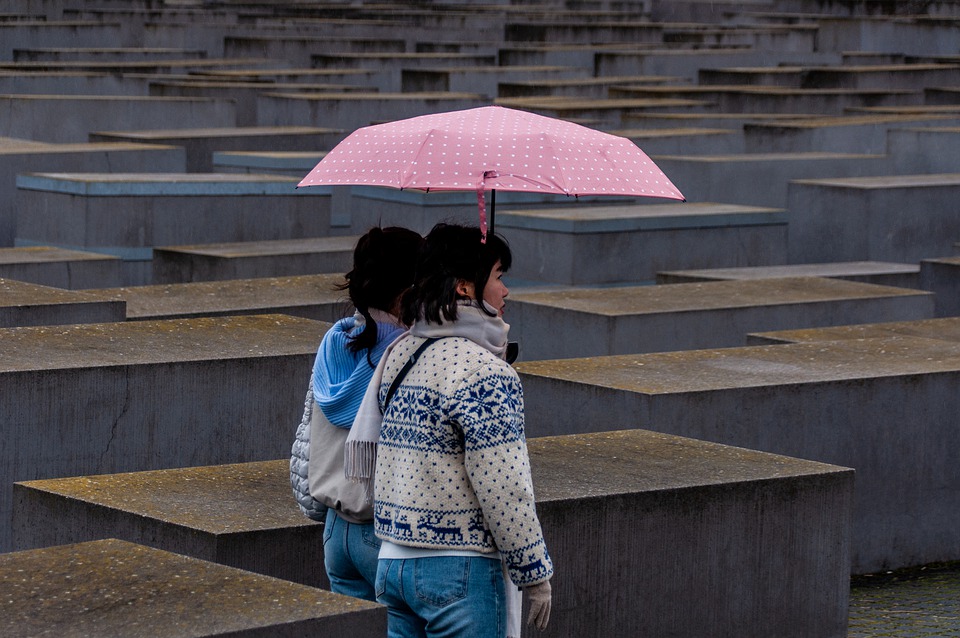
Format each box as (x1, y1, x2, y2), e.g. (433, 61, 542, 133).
(298, 105, 684, 201)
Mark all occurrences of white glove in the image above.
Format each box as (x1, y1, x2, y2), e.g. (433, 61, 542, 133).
(525, 580, 552, 631)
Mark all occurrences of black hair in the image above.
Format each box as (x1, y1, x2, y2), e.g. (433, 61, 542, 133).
(400, 222, 512, 326)
(338, 226, 424, 356)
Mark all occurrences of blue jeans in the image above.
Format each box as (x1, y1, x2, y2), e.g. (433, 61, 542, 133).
(323, 509, 381, 601)
(375, 556, 505, 638)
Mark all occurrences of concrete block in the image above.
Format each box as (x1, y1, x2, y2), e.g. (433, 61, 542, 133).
(0, 277, 125, 327)
(152, 237, 354, 283)
(0, 94, 238, 143)
(310, 53, 496, 92)
(497, 75, 679, 99)
(515, 335, 960, 573)
(507, 277, 934, 360)
(212, 150, 326, 177)
(920, 256, 960, 317)
(0, 70, 146, 96)
(651, 152, 890, 209)
(255, 91, 487, 133)
(223, 35, 407, 67)
(886, 126, 960, 174)
(801, 62, 960, 90)
(746, 316, 960, 346)
(616, 127, 746, 154)
(14, 172, 335, 286)
(495, 95, 709, 129)
(531, 430, 852, 636)
(744, 113, 960, 154)
(401, 65, 589, 98)
(0, 313, 329, 551)
(12, 430, 853, 638)
(0, 21, 125, 59)
(14, 461, 327, 588)
(657, 261, 920, 289)
(498, 202, 788, 286)
(88, 126, 343, 172)
(0, 246, 123, 289)
(0, 141, 186, 247)
(0, 539, 385, 637)
(86, 274, 348, 322)
(786, 173, 960, 264)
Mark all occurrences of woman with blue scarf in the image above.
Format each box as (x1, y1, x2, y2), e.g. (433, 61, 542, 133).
(290, 225, 423, 601)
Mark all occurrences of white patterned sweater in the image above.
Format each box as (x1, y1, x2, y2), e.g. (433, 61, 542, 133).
(373, 335, 554, 587)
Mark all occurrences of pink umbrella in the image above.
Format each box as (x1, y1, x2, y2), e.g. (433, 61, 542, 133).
(298, 105, 684, 240)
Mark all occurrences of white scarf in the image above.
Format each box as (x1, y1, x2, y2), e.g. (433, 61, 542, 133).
(344, 301, 509, 489)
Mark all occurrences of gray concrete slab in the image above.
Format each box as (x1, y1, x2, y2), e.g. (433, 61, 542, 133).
(0, 277, 125, 327)
(497, 74, 681, 99)
(256, 91, 487, 134)
(886, 126, 960, 174)
(657, 260, 920, 288)
(12, 430, 853, 638)
(616, 126, 746, 154)
(507, 277, 933, 360)
(212, 150, 325, 176)
(12, 46, 208, 62)
(785, 173, 960, 264)
(0, 94, 238, 143)
(0, 141, 186, 247)
(0, 20, 125, 59)
(0, 70, 146, 96)
(85, 274, 348, 322)
(746, 316, 960, 346)
(310, 53, 496, 92)
(14, 461, 328, 588)
(801, 62, 960, 90)
(14, 172, 335, 286)
(920, 256, 960, 317)
(514, 334, 960, 573)
(595, 48, 840, 82)
(0, 313, 329, 551)
(744, 113, 960, 154)
(87, 126, 343, 172)
(0, 539, 385, 637)
(401, 65, 589, 98)
(152, 236, 354, 283)
(495, 95, 709, 129)
(223, 35, 407, 67)
(0, 246, 123, 289)
(650, 151, 890, 209)
(498, 202, 788, 286)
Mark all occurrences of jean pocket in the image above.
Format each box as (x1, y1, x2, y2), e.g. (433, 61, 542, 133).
(414, 557, 470, 607)
(322, 511, 335, 545)
(361, 524, 382, 551)
(374, 561, 388, 600)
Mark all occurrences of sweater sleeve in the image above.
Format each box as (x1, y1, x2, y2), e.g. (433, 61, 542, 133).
(450, 362, 554, 587)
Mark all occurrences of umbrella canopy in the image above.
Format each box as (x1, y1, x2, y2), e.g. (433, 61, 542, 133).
(298, 105, 684, 238)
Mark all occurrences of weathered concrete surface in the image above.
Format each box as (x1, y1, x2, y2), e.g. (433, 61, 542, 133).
(657, 260, 920, 289)
(152, 237, 355, 283)
(0, 94, 238, 143)
(508, 277, 934, 360)
(746, 316, 960, 346)
(13, 431, 853, 638)
(212, 150, 326, 177)
(529, 429, 853, 638)
(13, 461, 327, 588)
(0, 313, 329, 551)
(88, 126, 343, 172)
(498, 202, 788, 286)
(0, 141, 186, 247)
(786, 173, 960, 264)
(0, 277, 125, 327)
(887, 126, 960, 174)
(651, 152, 890, 209)
(14, 172, 335, 285)
(0, 539, 385, 637)
(920, 256, 960, 318)
(515, 335, 960, 573)
(85, 274, 348, 322)
(0, 246, 123, 289)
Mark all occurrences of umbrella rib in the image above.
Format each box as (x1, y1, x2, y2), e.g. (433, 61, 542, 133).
(399, 128, 440, 189)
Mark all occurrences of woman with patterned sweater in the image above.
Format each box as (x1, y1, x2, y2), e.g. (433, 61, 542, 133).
(346, 223, 553, 638)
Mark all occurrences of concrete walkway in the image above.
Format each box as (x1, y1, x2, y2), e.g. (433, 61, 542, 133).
(848, 562, 960, 636)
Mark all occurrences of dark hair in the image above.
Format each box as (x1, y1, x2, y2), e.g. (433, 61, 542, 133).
(400, 222, 512, 326)
(339, 226, 423, 355)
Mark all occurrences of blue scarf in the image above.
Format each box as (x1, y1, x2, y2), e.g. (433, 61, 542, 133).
(312, 313, 405, 428)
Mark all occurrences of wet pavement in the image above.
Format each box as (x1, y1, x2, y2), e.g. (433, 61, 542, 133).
(847, 562, 960, 637)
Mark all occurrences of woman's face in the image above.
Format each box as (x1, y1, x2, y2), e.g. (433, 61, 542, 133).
(482, 260, 509, 317)
(456, 259, 510, 317)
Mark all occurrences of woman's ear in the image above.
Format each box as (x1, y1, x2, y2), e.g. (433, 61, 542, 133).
(455, 279, 474, 299)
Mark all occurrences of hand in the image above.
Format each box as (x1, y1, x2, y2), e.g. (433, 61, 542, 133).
(525, 580, 552, 631)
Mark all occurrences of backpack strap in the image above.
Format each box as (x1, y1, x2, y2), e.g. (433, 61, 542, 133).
(382, 337, 439, 413)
